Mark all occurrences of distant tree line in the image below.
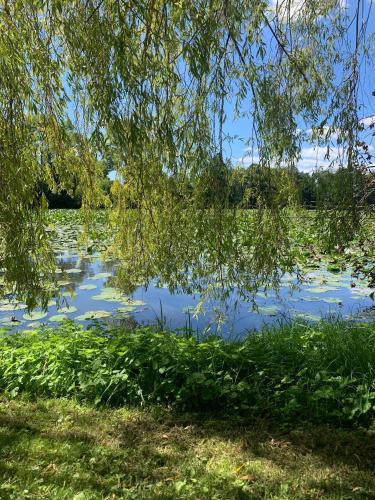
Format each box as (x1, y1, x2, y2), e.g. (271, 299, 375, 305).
(40, 159, 112, 209)
(196, 162, 375, 209)
(41, 177, 112, 209)
(42, 161, 374, 210)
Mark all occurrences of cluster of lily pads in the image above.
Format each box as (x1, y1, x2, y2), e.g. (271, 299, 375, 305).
(246, 269, 375, 321)
(0, 283, 146, 329)
(1, 210, 374, 333)
(1, 255, 374, 332)
(47, 209, 111, 258)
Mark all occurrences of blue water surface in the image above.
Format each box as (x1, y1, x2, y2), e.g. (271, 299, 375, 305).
(1, 249, 374, 339)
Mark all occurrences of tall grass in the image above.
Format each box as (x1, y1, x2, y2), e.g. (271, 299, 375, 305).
(0, 320, 374, 426)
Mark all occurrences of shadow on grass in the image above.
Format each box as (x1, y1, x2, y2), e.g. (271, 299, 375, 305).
(0, 397, 373, 499)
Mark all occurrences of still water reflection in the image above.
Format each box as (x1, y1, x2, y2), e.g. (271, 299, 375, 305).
(1, 249, 374, 338)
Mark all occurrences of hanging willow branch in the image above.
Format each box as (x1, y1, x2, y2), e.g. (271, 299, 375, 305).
(0, 0, 373, 304)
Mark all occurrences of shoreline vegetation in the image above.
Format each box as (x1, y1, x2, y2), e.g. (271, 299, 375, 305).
(0, 319, 374, 498)
(1, 320, 373, 426)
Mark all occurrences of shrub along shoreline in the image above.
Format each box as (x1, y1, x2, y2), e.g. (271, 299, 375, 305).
(0, 320, 374, 427)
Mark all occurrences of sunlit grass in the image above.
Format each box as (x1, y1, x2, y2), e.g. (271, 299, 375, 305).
(0, 397, 373, 498)
(0, 319, 373, 497)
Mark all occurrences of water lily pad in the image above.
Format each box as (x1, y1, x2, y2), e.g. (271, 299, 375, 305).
(23, 311, 48, 321)
(75, 310, 112, 321)
(298, 296, 320, 302)
(306, 286, 340, 294)
(49, 314, 69, 322)
(320, 297, 343, 305)
(57, 280, 73, 287)
(65, 268, 83, 274)
(351, 287, 374, 297)
(43, 284, 59, 294)
(0, 302, 27, 312)
(78, 284, 97, 290)
(91, 289, 127, 302)
(0, 317, 24, 327)
(254, 305, 281, 316)
(88, 272, 112, 280)
(115, 308, 132, 316)
(325, 281, 349, 288)
(124, 299, 145, 306)
(289, 297, 303, 302)
(27, 321, 42, 328)
(293, 312, 321, 322)
(280, 275, 295, 285)
(56, 306, 77, 314)
(116, 305, 137, 313)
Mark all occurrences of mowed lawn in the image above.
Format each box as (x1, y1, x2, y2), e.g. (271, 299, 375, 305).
(0, 397, 373, 499)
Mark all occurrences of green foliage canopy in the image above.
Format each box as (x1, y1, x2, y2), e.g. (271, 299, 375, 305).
(0, 0, 374, 305)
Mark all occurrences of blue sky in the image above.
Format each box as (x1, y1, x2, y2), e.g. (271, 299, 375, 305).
(224, 0, 375, 172)
(106, 0, 374, 180)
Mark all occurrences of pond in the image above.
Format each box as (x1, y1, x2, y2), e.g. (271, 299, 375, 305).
(0, 210, 374, 338)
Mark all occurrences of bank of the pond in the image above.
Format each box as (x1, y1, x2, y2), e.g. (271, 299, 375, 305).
(1, 321, 374, 427)
(0, 397, 374, 499)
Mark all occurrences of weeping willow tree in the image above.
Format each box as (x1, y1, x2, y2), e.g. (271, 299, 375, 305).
(0, 0, 374, 306)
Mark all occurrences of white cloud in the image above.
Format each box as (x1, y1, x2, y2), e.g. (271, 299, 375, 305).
(235, 139, 374, 173)
(305, 126, 340, 140)
(297, 143, 374, 172)
(236, 154, 260, 167)
(268, 0, 348, 21)
(235, 145, 344, 173)
(360, 115, 375, 127)
(297, 145, 342, 172)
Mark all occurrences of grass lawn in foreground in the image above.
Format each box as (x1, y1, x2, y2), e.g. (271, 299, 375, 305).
(0, 397, 373, 499)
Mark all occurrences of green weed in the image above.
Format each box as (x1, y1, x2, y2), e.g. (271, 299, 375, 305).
(0, 321, 374, 426)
